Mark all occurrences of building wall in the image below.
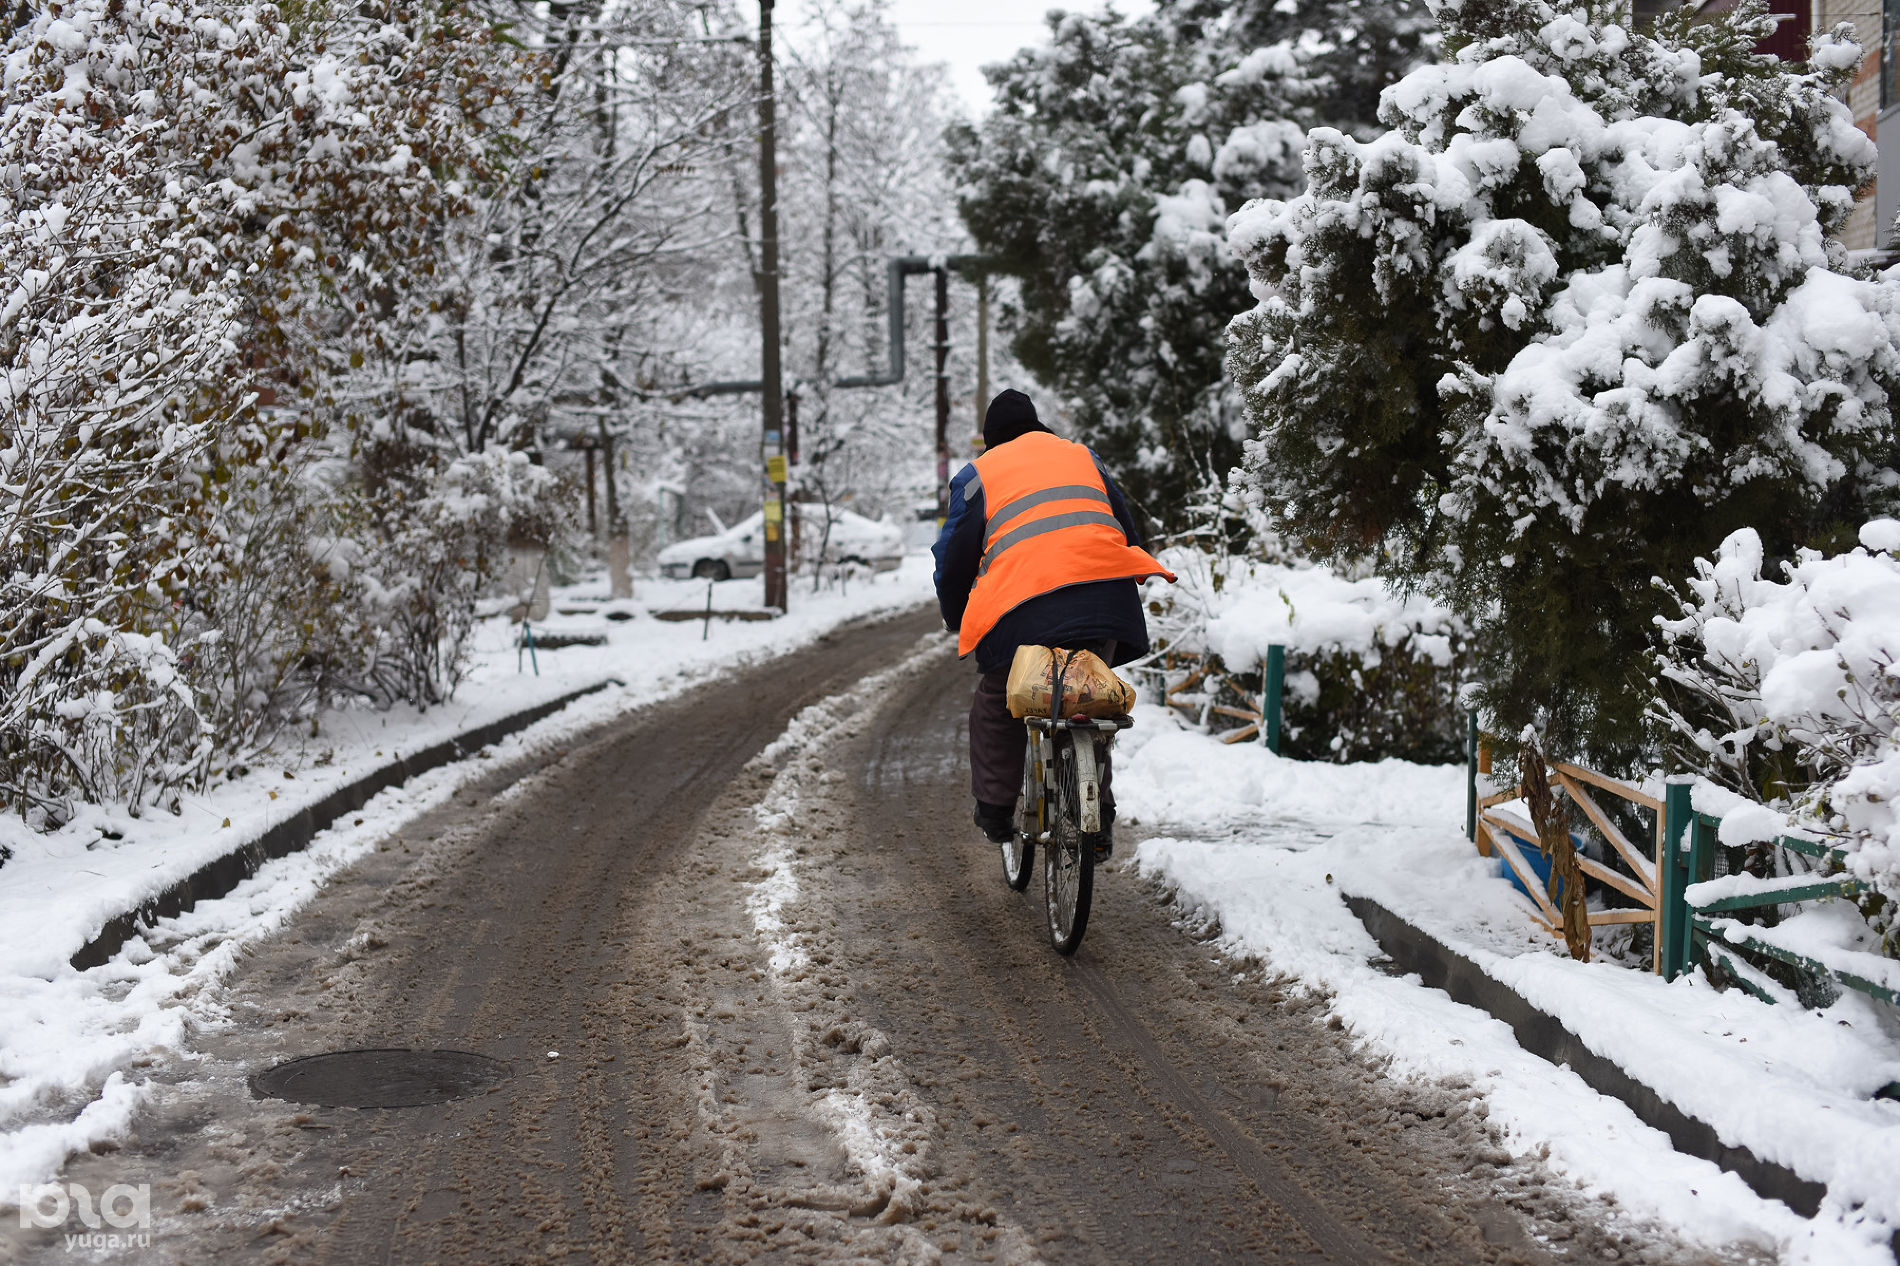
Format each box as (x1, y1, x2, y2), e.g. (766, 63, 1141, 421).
(1819, 0, 1884, 248)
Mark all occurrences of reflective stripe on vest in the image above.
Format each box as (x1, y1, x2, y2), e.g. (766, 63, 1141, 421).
(978, 508, 1122, 576)
(956, 432, 1175, 658)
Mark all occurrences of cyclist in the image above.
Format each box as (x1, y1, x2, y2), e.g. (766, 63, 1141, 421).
(933, 389, 1176, 860)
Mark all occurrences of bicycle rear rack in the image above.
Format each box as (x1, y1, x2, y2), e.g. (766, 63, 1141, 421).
(1025, 714, 1133, 733)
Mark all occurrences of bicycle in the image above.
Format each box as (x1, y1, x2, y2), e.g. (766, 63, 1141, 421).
(1000, 707, 1133, 955)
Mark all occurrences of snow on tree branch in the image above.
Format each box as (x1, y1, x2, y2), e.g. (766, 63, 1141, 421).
(1227, 0, 1900, 757)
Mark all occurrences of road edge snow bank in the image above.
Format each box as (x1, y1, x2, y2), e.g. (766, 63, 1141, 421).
(69, 678, 623, 970)
(1344, 893, 1900, 1260)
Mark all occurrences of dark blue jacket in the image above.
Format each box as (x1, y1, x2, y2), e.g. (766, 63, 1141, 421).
(932, 448, 1153, 675)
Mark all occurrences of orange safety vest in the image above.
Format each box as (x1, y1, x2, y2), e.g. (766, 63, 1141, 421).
(957, 431, 1176, 658)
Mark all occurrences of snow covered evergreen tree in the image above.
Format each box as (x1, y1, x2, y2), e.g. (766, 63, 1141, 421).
(951, 0, 1429, 528)
(1228, 0, 1900, 758)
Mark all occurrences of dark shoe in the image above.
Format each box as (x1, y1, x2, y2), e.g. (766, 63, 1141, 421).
(973, 800, 1015, 844)
(1094, 805, 1117, 862)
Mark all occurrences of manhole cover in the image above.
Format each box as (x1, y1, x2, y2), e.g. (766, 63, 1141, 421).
(251, 1049, 511, 1108)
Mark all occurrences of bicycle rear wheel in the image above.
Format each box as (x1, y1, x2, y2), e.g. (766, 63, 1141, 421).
(1043, 732, 1094, 954)
(1002, 729, 1037, 890)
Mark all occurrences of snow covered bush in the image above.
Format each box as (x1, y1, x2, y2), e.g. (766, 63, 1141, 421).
(0, 226, 233, 818)
(1, 0, 527, 825)
(1149, 495, 1469, 764)
(3, 0, 515, 405)
(0, 0, 245, 822)
(1227, 0, 1900, 760)
(1653, 522, 1900, 953)
(349, 446, 560, 707)
(170, 454, 370, 764)
(952, 0, 1430, 525)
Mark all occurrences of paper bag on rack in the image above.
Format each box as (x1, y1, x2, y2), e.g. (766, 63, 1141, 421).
(1004, 645, 1135, 719)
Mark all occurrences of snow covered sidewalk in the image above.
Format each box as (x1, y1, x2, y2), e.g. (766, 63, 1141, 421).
(1117, 704, 1900, 1266)
(0, 559, 934, 1196)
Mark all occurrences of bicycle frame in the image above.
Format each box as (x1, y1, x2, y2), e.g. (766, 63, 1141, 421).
(1021, 715, 1131, 842)
(1009, 711, 1135, 953)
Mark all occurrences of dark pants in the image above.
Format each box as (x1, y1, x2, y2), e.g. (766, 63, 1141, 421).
(968, 642, 1115, 814)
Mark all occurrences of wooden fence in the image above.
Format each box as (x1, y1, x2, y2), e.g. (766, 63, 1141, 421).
(1466, 728, 1666, 971)
(1150, 644, 1894, 1006)
(1157, 646, 1285, 752)
(1465, 723, 1898, 1006)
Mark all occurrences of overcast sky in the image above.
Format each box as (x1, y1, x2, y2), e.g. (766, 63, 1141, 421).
(869, 2, 1156, 118)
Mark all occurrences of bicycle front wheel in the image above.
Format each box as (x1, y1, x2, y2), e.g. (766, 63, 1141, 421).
(1043, 732, 1094, 954)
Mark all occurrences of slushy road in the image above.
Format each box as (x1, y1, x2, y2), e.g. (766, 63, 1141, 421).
(10, 609, 1700, 1265)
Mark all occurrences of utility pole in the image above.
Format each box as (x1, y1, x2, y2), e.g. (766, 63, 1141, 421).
(600, 419, 630, 599)
(583, 444, 597, 535)
(786, 389, 800, 576)
(758, 0, 788, 611)
(933, 265, 950, 517)
(975, 274, 990, 447)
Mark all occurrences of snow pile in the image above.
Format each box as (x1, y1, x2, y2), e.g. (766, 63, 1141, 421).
(1114, 704, 1469, 837)
(1117, 708, 1900, 1263)
(1145, 539, 1468, 764)
(1153, 545, 1458, 674)
(1656, 523, 1900, 956)
(0, 559, 934, 1197)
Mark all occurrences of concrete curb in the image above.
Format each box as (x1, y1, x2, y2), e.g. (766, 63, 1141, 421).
(69, 679, 623, 971)
(1343, 895, 1843, 1223)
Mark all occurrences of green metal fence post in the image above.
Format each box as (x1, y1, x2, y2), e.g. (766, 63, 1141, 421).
(1466, 710, 1479, 843)
(1683, 809, 1715, 977)
(1263, 644, 1285, 754)
(1659, 778, 1694, 980)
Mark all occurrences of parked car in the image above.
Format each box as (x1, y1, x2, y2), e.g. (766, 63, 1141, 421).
(657, 503, 904, 580)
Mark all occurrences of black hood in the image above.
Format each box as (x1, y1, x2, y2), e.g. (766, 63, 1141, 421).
(982, 389, 1051, 450)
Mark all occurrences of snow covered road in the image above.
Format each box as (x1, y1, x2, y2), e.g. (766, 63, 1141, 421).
(4, 612, 1720, 1265)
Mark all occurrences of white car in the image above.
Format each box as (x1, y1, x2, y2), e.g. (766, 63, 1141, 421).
(658, 504, 904, 581)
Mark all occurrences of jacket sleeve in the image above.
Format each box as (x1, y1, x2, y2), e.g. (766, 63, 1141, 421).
(932, 464, 986, 632)
(1091, 452, 1144, 549)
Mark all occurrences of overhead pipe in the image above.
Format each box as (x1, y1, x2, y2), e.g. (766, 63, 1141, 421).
(673, 252, 993, 522)
(680, 254, 991, 398)
(836, 255, 989, 390)
(683, 377, 769, 398)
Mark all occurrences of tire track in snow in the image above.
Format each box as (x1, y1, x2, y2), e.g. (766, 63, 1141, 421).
(703, 630, 1041, 1261)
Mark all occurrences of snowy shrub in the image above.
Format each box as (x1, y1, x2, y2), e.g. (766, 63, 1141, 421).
(0, 3, 244, 821)
(172, 456, 368, 765)
(0, 262, 232, 819)
(9, 628, 209, 816)
(1653, 522, 1900, 953)
(0, 0, 526, 826)
(1149, 534, 1470, 764)
(1227, 0, 1899, 759)
(350, 446, 560, 707)
(1, 0, 513, 403)
(952, 0, 1431, 525)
